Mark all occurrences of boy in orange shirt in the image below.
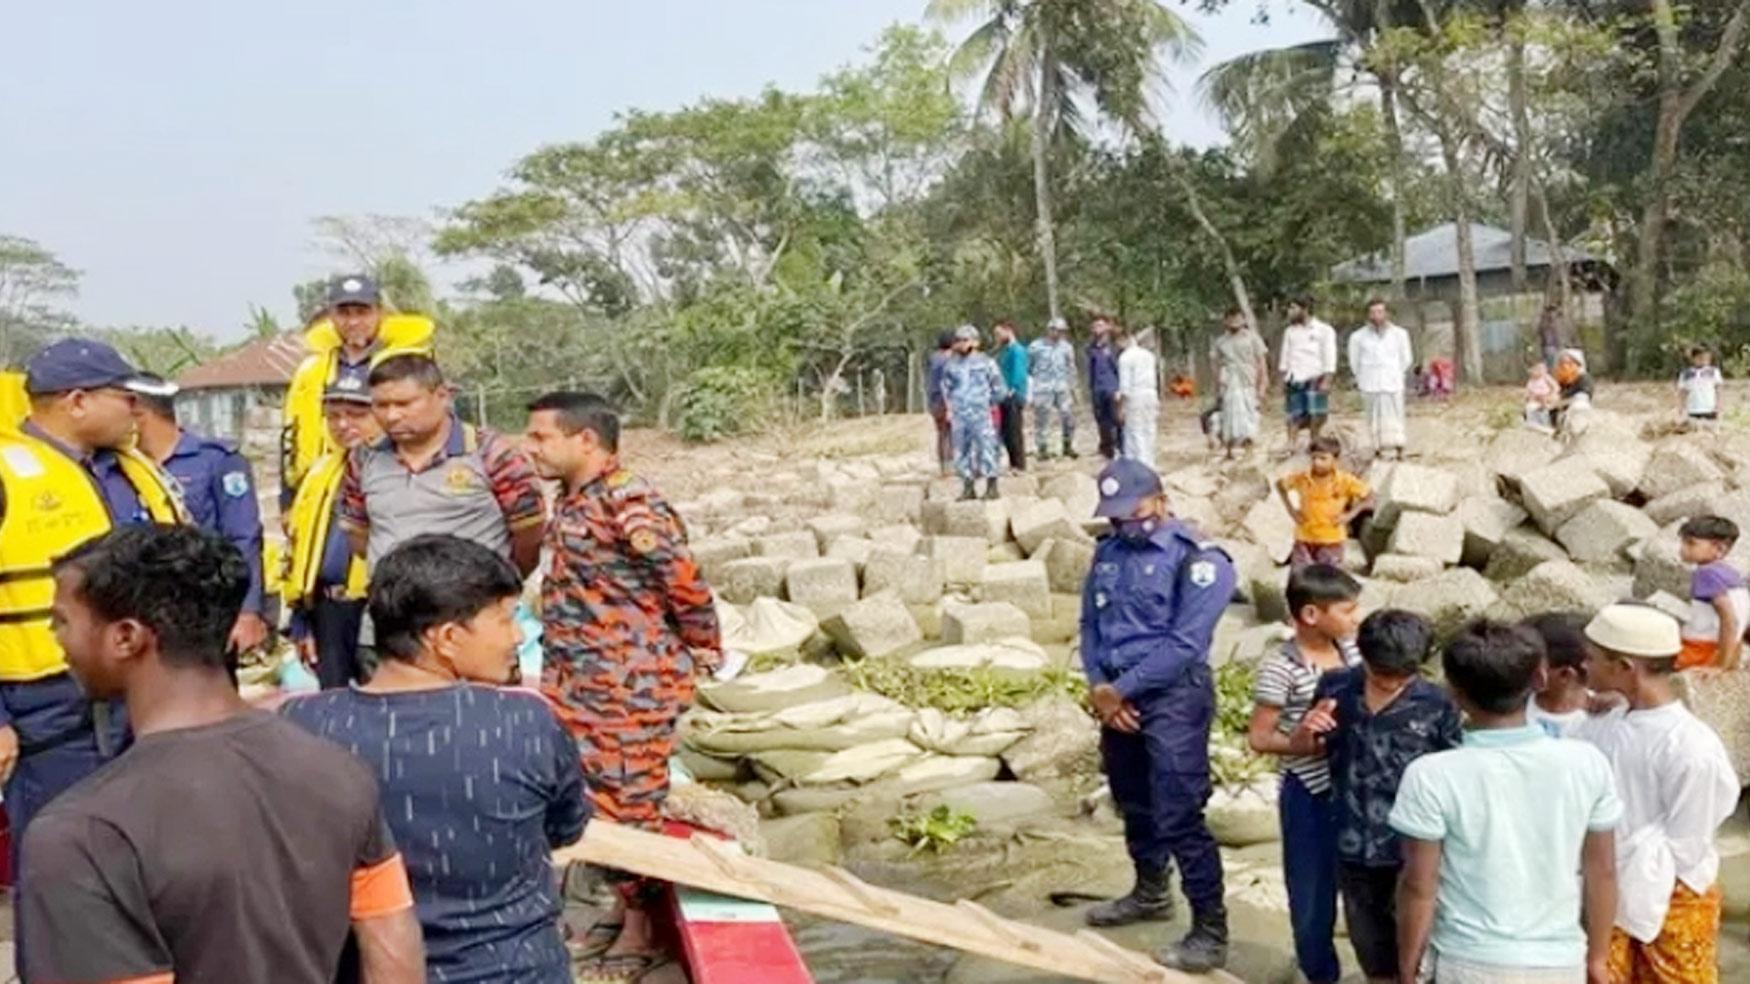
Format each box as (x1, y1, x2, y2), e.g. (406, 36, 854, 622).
(1276, 436, 1373, 571)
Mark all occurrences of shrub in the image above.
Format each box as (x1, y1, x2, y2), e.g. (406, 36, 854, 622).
(672, 366, 779, 442)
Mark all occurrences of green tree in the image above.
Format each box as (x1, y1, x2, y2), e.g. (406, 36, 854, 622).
(0, 235, 80, 365)
(928, 0, 1199, 322)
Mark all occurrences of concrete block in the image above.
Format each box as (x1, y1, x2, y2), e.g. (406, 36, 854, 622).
(1370, 554, 1444, 583)
(720, 557, 790, 604)
(1457, 496, 1527, 569)
(1010, 498, 1086, 556)
(1387, 512, 1465, 565)
(978, 560, 1051, 620)
(870, 483, 926, 526)
(1242, 497, 1297, 565)
(1040, 471, 1099, 520)
(1498, 559, 1620, 620)
(1039, 537, 1096, 594)
(995, 474, 1040, 498)
(924, 535, 988, 585)
(1676, 669, 1750, 785)
(987, 542, 1027, 564)
(942, 602, 1031, 645)
(807, 513, 867, 551)
(825, 537, 874, 571)
(862, 547, 944, 605)
(944, 499, 1011, 543)
(691, 536, 753, 585)
(1569, 435, 1651, 499)
(784, 558, 860, 615)
(1398, 567, 1499, 638)
(755, 530, 820, 561)
(1376, 463, 1460, 527)
(1518, 463, 1611, 536)
(1645, 483, 1729, 527)
(868, 524, 923, 555)
(1556, 500, 1660, 565)
(1484, 526, 1569, 583)
(821, 593, 923, 660)
(1638, 442, 1725, 501)
(1488, 429, 1564, 487)
(1250, 567, 1291, 624)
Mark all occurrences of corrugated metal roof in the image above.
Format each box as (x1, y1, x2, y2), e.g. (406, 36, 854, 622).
(176, 333, 307, 390)
(1331, 222, 1597, 284)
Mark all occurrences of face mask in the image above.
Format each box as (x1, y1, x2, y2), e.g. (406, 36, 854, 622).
(1114, 517, 1159, 544)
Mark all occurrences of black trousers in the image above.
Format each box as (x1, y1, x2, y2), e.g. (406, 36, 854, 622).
(311, 597, 368, 689)
(1093, 391, 1121, 459)
(998, 396, 1027, 470)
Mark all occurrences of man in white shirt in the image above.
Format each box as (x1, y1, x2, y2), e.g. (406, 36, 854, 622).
(1114, 324, 1160, 465)
(1278, 295, 1337, 457)
(1574, 604, 1740, 984)
(1346, 298, 1414, 460)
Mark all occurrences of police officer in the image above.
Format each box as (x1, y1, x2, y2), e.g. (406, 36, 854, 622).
(1088, 315, 1122, 459)
(0, 340, 187, 897)
(131, 374, 269, 653)
(1079, 458, 1236, 973)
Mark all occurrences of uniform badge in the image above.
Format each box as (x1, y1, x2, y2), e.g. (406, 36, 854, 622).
(1189, 560, 1217, 588)
(222, 471, 250, 498)
(443, 465, 479, 494)
(606, 469, 633, 489)
(1100, 477, 1120, 497)
(628, 528, 660, 554)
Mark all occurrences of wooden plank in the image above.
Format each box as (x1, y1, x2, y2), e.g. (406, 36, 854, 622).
(557, 820, 1227, 984)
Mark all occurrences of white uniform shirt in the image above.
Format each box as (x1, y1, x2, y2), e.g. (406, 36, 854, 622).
(1572, 701, 1740, 942)
(1347, 324, 1414, 394)
(1117, 345, 1159, 404)
(1279, 319, 1337, 384)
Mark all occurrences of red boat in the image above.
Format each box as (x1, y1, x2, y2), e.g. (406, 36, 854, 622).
(649, 820, 815, 984)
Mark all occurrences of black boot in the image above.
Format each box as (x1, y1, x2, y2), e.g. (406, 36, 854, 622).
(982, 479, 1001, 500)
(1155, 905, 1228, 973)
(1063, 446, 1079, 459)
(1085, 867, 1173, 927)
(958, 479, 977, 501)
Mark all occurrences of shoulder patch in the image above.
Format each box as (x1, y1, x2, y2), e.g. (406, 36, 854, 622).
(628, 528, 660, 555)
(222, 471, 250, 498)
(1188, 559, 1219, 588)
(606, 469, 635, 490)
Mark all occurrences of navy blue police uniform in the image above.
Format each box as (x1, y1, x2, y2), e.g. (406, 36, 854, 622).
(161, 431, 265, 619)
(1079, 459, 1236, 971)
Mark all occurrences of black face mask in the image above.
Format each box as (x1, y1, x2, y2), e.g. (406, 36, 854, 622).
(1113, 517, 1159, 544)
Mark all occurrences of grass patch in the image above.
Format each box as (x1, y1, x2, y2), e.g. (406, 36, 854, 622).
(890, 805, 979, 855)
(844, 658, 1088, 715)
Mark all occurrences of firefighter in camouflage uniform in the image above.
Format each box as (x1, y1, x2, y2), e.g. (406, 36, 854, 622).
(522, 390, 721, 978)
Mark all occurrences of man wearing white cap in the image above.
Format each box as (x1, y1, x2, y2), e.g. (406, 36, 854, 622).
(1574, 603, 1739, 983)
(940, 325, 1007, 500)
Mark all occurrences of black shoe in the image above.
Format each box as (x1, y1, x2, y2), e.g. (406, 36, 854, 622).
(958, 480, 977, 501)
(1085, 868, 1173, 927)
(1155, 906, 1229, 973)
(982, 480, 1001, 500)
(1063, 448, 1079, 459)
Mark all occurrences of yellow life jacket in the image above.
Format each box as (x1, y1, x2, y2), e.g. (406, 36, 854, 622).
(0, 430, 188, 681)
(280, 448, 367, 609)
(281, 314, 435, 494)
(0, 370, 27, 434)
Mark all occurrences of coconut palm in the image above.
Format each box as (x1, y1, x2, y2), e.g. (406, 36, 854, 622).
(927, 0, 1199, 321)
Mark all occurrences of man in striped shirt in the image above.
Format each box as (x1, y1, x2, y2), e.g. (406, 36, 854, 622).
(1246, 564, 1363, 984)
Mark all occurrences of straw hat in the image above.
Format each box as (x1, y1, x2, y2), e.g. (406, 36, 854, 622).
(1584, 604, 1681, 659)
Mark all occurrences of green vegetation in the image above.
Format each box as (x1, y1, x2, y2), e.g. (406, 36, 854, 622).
(845, 658, 1087, 715)
(1211, 662, 1271, 791)
(890, 805, 980, 855)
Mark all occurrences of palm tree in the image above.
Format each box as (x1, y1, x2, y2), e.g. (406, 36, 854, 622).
(927, 0, 1199, 321)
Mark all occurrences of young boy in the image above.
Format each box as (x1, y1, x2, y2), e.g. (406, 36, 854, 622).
(1522, 611, 1592, 737)
(1678, 346, 1724, 425)
(1276, 435, 1374, 571)
(1391, 620, 1622, 984)
(1289, 609, 1462, 984)
(1574, 604, 1740, 984)
(1676, 515, 1749, 670)
(1247, 565, 1363, 984)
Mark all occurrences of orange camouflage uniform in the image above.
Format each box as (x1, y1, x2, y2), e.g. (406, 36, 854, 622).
(540, 459, 720, 835)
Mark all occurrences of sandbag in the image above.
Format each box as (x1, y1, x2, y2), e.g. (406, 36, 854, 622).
(908, 707, 1029, 757)
(907, 639, 1050, 676)
(699, 663, 849, 714)
(718, 596, 820, 660)
(683, 693, 916, 755)
(799, 738, 928, 786)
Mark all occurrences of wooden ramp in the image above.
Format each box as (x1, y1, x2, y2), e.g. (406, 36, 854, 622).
(557, 821, 1245, 984)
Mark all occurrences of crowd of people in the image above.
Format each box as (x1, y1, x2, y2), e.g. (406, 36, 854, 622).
(1085, 452, 1745, 982)
(0, 274, 720, 984)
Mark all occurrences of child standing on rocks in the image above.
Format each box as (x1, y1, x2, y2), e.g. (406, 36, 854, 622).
(1676, 515, 1749, 671)
(1678, 345, 1725, 426)
(1522, 611, 1592, 737)
(1391, 620, 1621, 984)
(1246, 564, 1362, 984)
(1575, 604, 1740, 984)
(1276, 435, 1374, 571)
(1289, 609, 1462, 984)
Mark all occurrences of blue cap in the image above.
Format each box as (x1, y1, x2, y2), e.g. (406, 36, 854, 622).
(24, 338, 148, 395)
(1093, 458, 1164, 518)
(328, 274, 380, 306)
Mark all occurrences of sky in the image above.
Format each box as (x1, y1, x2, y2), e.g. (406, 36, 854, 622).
(0, 0, 1328, 341)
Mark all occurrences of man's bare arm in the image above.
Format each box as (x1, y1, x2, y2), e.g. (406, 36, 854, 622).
(1396, 838, 1441, 984)
(354, 907, 425, 984)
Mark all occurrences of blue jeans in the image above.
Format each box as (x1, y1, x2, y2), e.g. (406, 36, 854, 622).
(1281, 773, 1342, 983)
(1099, 664, 1224, 913)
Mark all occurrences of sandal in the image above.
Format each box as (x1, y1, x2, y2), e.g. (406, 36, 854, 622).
(567, 921, 623, 960)
(574, 952, 666, 983)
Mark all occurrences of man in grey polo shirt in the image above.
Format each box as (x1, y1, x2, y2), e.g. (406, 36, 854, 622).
(339, 355, 546, 578)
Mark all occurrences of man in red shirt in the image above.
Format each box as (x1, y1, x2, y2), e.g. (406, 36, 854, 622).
(523, 390, 721, 977)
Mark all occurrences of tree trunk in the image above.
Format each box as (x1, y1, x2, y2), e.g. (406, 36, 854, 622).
(1506, 31, 1532, 292)
(1533, 182, 1573, 316)
(1031, 40, 1063, 322)
(1437, 129, 1485, 382)
(1175, 168, 1258, 333)
(1374, 0, 1408, 297)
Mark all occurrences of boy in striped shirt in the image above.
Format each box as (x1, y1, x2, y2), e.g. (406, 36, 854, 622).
(1246, 564, 1362, 984)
